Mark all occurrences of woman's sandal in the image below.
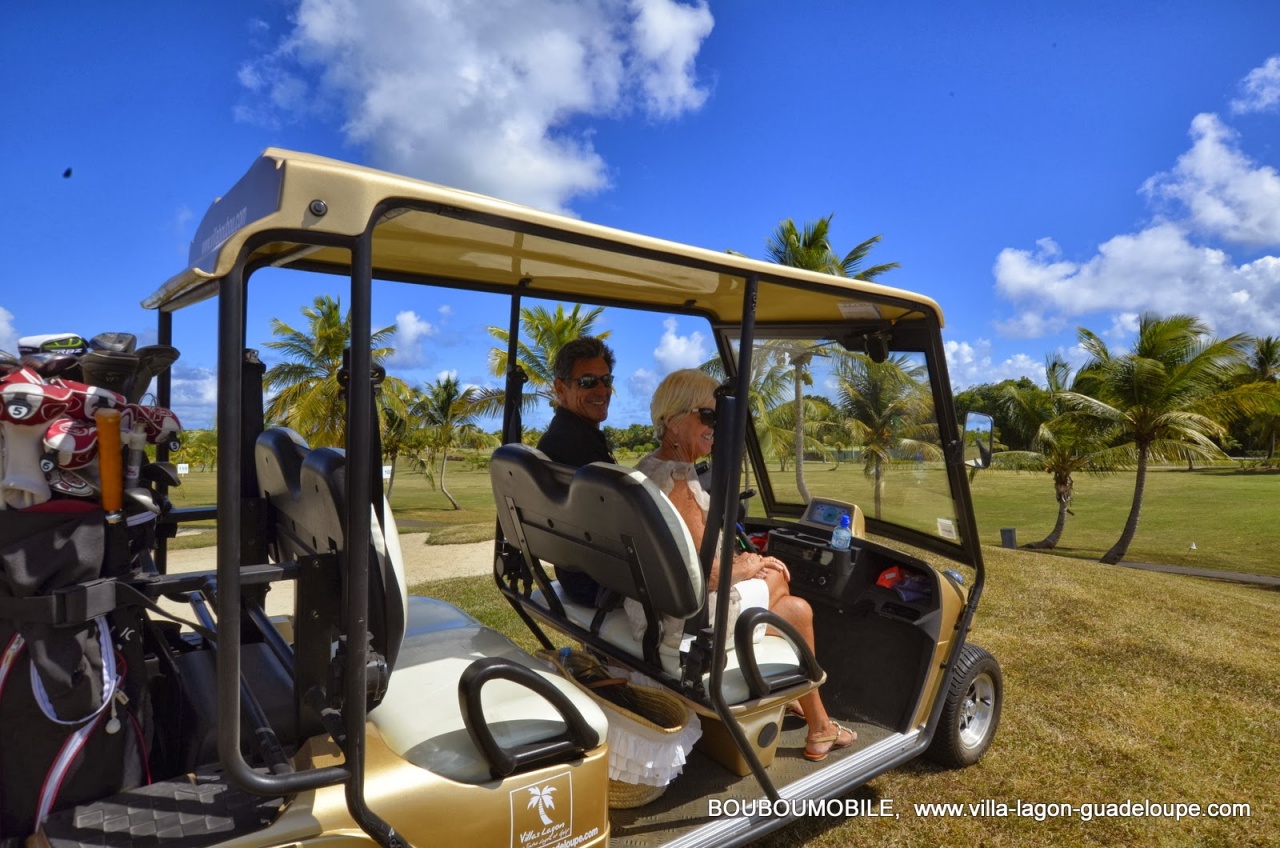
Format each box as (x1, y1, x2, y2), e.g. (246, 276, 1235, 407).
(785, 701, 806, 720)
(803, 722, 857, 762)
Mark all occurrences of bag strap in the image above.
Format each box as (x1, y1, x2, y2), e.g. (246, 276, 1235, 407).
(0, 579, 216, 643)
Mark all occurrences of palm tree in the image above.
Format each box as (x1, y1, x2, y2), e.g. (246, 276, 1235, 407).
(378, 383, 433, 499)
(485, 304, 610, 415)
(995, 355, 1117, 549)
(700, 344, 789, 493)
(1063, 313, 1265, 564)
(765, 218, 899, 281)
(174, 428, 217, 473)
(412, 375, 497, 510)
(764, 216, 900, 501)
(263, 295, 407, 448)
(1237, 336, 1280, 461)
(831, 351, 939, 519)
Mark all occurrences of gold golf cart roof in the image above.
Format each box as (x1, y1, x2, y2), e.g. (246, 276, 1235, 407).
(143, 147, 944, 329)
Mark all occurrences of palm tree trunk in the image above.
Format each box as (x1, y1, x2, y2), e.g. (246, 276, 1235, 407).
(1101, 447, 1148, 564)
(794, 366, 810, 503)
(873, 457, 883, 520)
(385, 452, 398, 499)
(440, 450, 460, 510)
(1028, 498, 1068, 549)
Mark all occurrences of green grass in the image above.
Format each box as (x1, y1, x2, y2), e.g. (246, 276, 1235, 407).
(169, 458, 1280, 577)
(411, 544, 1280, 848)
(969, 466, 1280, 577)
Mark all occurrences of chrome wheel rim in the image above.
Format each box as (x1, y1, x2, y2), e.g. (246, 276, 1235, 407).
(958, 671, 996, 749)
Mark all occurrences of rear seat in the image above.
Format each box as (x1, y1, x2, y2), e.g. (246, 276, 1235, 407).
(254, 428, 608, 785)
(372, 596, 608, 783)
(490, 443, 823, 774)
(537, 583, 816, 708)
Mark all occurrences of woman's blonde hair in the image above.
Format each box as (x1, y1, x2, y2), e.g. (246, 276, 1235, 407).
(651, 369, 719, 440)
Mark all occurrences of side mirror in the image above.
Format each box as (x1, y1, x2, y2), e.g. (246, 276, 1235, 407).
(962, 412, 993, 469)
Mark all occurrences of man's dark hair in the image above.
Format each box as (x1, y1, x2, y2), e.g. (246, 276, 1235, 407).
(552, 336, 616, 382)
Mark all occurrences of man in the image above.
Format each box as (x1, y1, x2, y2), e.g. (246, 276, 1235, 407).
(536, 336, 616, 604)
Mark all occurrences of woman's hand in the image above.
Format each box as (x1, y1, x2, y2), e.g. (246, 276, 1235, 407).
(731, 551, 790, 583)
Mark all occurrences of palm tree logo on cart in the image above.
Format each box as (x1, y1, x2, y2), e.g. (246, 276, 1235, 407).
(527, 785, 557, 826)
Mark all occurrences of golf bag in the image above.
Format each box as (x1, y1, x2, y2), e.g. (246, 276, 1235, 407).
(0, 507, 152, 840)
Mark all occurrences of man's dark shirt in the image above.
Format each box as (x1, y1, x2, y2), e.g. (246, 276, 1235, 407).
(536, 406, 614, 604)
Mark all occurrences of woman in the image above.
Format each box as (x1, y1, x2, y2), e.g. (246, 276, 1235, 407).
(631, 368, 855, 762)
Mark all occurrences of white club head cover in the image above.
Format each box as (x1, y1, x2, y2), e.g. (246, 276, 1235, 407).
(0, 382, 74, 508)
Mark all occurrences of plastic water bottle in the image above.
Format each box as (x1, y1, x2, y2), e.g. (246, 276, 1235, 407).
(831, 512, 852, 550)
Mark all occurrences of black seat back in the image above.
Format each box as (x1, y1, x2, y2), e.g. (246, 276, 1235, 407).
(255, 427, 406, 675)
(489, 443, 704, 619)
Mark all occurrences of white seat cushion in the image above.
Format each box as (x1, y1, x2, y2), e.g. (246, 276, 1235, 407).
(370, 596, 609, 784)
(536, 583, 806, 708)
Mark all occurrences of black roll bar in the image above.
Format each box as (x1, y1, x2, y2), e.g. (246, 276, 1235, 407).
(215, 263, 350, 796)
(703, 273, 782, 802)
(341, 229, 405, 848)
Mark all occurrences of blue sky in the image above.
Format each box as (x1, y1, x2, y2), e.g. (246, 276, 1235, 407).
(3, 2, 1280, 431)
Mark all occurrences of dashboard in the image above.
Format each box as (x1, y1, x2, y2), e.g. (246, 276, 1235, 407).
(798, 497, 855, 531)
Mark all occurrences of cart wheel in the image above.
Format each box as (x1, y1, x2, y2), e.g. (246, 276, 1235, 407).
(926, 643, 1002, 768)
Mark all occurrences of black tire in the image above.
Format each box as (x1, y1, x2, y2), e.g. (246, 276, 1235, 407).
(925, 643, 1002, 768)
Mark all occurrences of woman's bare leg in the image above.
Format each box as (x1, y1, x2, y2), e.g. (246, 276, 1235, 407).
(769, 594, 855, 751)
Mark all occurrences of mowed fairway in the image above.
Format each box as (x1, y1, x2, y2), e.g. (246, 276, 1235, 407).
(168, 457, 1280, 576)
(415, 542, 1280, 848)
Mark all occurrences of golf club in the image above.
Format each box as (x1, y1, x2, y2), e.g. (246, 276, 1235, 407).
(17, 333, 89, 357)
(0, 350, 22, 377)
(126, 344, 180, 403)
(139, 461, 181, 489)
(88, 332, 137, 354)
(21, 353, 81, 381)
(79, 349, 139, 398)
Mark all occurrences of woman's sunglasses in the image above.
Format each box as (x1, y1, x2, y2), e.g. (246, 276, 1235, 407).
(688, 407, 716, 426)
(572, 373, 614, 389)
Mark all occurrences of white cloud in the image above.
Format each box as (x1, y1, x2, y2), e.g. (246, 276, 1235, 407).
(169, 364, 219, 430)
(994, 86, 1280, 343)
(628, 366, 658, 399)
(1142, 113, 1280, 247)
(388, 309, 435, 366)
(238, 0, 714, 213)
(436, 368, 458, 383)
(1104, 312, 1140, 339)
(396, 310, 434, 344)
(943, 338, 1043, 389)
(0, 306, 17, 354)
(438, 304, 453, 317)
(629, 0, 715, 118)
(993, 310, 1066, 340)
(1231, 55, 1280, 115)
(994, 221, 1280, 338)
(652, 317, 709, 372)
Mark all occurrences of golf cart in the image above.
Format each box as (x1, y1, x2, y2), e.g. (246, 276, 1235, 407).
(4, 149, 1000, 847)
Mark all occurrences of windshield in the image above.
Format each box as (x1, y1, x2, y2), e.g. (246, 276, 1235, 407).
(735, 333, 962, 548)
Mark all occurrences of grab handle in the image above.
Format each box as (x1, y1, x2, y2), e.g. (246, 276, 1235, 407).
(458, 657, 599, 779)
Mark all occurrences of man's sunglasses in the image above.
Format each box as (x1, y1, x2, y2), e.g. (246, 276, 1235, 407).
(689, 407, 716, 426)
(572, 373, 614, 389)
